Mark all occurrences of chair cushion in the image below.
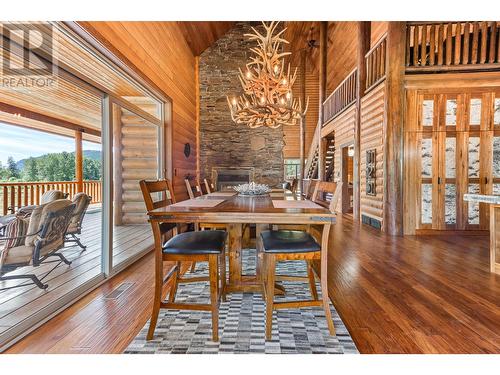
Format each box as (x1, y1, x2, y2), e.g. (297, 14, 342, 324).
(2, 245, 33, 266)
(162, 230, 226, 255)
(260, 230, 320, 253)
(2, 217, 29, 250)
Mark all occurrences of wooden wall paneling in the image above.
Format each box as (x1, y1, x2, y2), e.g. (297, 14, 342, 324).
(360, 82, 386, 226)
(317, 21, 328, 180)
(371, 22, 388, 47)
(323, 105, 356, 212)
(326, 22, 358, 95)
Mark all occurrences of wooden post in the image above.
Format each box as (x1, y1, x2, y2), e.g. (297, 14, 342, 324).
(354, 22, 371, 222)
(299, 50, 307, 193)
(75, 130, 84, 194)
(112, 105, 123, 226)
(318, 21, 328, 181)
(384, 22, 406, 236)
(195, 56, 201, 183)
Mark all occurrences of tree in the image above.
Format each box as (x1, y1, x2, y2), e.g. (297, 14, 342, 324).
(6, 156, 20, 179)
(0, 161, 8, 181)
(83, 158, 101, 180)
(23, 157, 39, 181)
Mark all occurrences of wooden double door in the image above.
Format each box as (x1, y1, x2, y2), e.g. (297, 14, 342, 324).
(405, 89, 500, 233)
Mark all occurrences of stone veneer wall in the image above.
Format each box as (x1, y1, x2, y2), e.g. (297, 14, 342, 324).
(199, 22, 284, 186)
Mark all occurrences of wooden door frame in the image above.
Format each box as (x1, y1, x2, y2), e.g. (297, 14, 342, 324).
(340, 142, 354, 214)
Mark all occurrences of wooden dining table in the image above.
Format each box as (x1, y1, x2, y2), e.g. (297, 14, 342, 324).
(147, 189, 336, 295)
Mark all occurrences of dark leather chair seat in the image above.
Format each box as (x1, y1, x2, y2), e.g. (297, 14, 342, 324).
(162, 230, 226, 255)
(260, 230, 320, 253)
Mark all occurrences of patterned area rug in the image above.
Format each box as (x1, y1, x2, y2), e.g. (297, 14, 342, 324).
(125, 250, 358, 354)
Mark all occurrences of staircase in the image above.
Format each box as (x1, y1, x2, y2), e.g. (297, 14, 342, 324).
(304, 133, 335, 181)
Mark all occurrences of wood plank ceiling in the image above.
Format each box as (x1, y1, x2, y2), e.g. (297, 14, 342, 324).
(0, 22, 159, 142)
(176, 22, 236, 56)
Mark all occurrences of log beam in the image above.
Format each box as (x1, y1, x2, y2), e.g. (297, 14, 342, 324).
(354, 22, 371, 221)
(317, 21, 328, 181)
(75, 130, 84, 193)
(384, 22, 406, 236)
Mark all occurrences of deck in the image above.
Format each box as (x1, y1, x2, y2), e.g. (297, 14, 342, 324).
(0, 208, 153, 338)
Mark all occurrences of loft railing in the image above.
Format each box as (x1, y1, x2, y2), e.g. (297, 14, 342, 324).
(365, 34, 387, 92)
(0, 180, 102, 215)
(322, 68, 358, 125)
(406, 21, 500, 72)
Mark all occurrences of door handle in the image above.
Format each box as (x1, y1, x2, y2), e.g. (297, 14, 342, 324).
(485, 177, 489, 184)
(437, 177, 442, 184)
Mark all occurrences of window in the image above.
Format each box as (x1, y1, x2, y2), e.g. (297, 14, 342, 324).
(284, 159, 300, 180)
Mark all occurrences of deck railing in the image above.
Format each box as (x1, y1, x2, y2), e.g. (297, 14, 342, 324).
(322, 68, 358, 124)
(365, 34, 387, 92)
(406, 21, 500, 72)
(1, 180, 102, 215)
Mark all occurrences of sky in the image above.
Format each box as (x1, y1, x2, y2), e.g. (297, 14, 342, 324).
(0, 123, 101, 166)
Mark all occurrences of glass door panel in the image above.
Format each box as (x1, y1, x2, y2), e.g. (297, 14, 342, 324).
(444, 135, 457, 226)
(420, 135, 433, 226)
(110, 98, 162, 270)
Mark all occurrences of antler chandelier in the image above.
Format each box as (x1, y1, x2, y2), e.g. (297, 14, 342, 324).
(227, 22, 308, 129)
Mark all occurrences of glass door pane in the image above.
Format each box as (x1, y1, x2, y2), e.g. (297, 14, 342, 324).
(420, 135, 433, 226)
(444, 135, 457, 226)
(468, 135, 481, 225)
(110, 99, 161, 270)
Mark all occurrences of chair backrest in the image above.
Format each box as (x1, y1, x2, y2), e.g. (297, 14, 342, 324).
(290, 178, 298, 195)
(33, 200, 76, 263)
(184, 178, 203, 199)
(140, 179, 177, 243)
(140, 179, 176, 211)
(40, 190, 67, 204)
(306, 179, 319, 200)
(204, 178, 215, 194)
(312, 181, 343, 213)
(70, 193, 92, 229)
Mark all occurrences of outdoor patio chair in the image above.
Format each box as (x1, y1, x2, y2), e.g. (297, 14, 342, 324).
(4, 190, 68, 223)
(0, 199, 76, 290)
(65, 192, 92, 250)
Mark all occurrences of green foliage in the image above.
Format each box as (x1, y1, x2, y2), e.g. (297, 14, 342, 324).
(6, 156, 20, 179)
(1, 152, 101, 182)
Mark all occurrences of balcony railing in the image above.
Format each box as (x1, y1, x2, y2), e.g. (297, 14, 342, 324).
(1, 180, 102, 215)
(406, 21, 500, 72)
(322, 68, 358, 124)
(365, 34, 387, 92)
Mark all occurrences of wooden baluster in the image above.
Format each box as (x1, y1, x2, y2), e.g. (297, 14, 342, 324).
(30, 185, 34, 205)
(437, 24, 444, 65)
(472, 22, 479, 63)
(480, 22, 487, 64)
(10, 186, 15, 212)
(497, 22, 500, 63)
(35, 184, 40, 205)
(405, 24, 411, 66)
(421, 24, 427, 66)
(3, 186, 8, 215)
(429, 24, 436, 66)
(446, 23, 453, 65)
(23, 185, 28, 206)
(382, 39, 387, 76)
(413, 24, 419, 66)
(454, 23, 462, 65)
(17, 185, 22, 209)
(41, 184, 46, 197)
(489, 21, 497, 63)
(463, 22, 470, 64)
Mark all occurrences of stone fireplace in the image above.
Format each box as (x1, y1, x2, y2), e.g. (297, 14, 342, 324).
(212, 167, 254, 191)
(198, 22, 285, 188)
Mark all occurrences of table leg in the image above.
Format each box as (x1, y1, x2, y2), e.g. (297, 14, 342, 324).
(228, 223, 242, 286)
(255, 224, 267, 282)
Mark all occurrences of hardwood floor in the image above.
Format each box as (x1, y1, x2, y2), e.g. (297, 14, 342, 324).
(5, 215, 500, 353)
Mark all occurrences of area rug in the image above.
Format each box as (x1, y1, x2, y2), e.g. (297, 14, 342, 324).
(125, 250, 358, 354)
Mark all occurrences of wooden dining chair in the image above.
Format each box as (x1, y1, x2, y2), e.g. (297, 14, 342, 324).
(140, 179, 227, 341)
(306, 179, 319, 200)
(184, 178, 204, 199)
(204, 178, 216, 194)
(289, 178, 298, 196)
(260, 181, 342, 340)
